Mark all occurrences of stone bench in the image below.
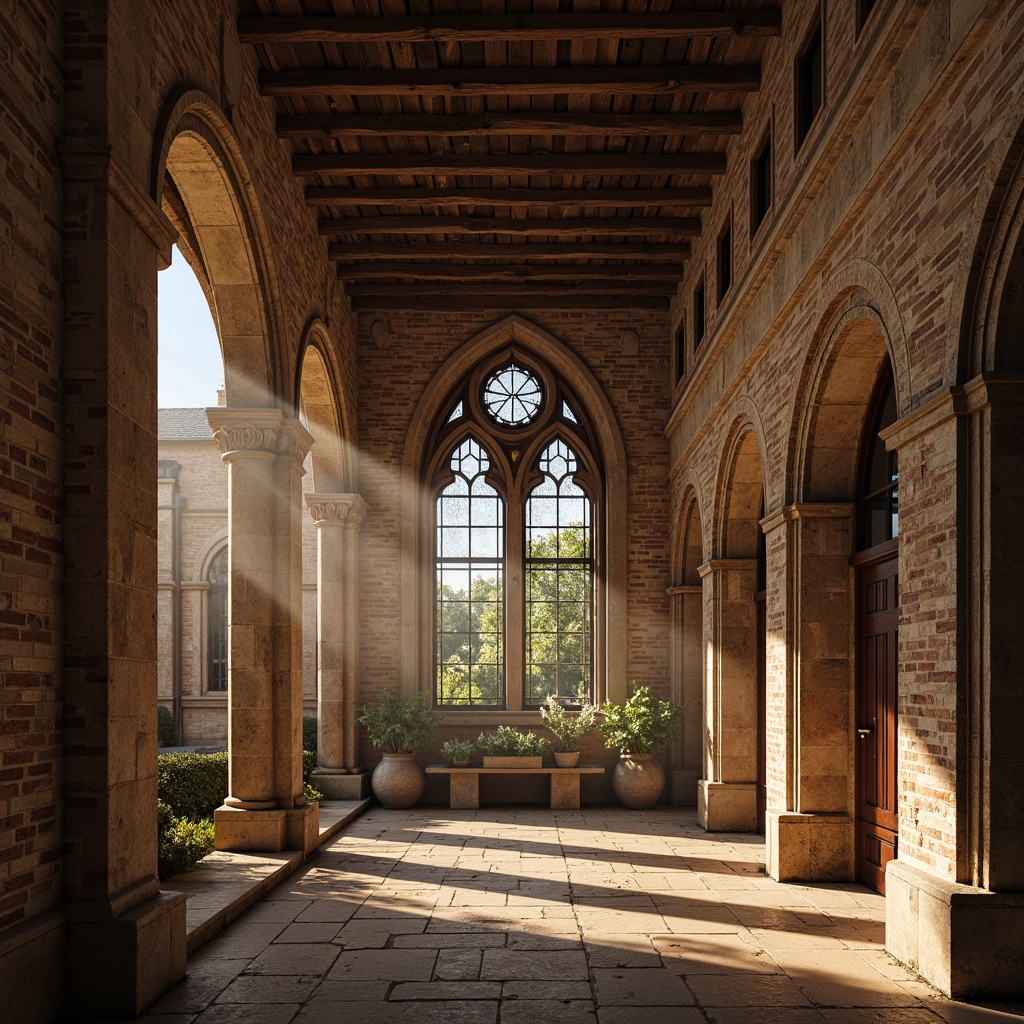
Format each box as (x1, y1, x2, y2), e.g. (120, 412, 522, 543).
(425, 765, 605, 810)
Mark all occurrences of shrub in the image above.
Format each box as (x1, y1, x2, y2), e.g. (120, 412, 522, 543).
(157, 751, 229, 820)
(303, 716, 318, 757)
(539, 697, 598, 752)
(476, 726, 549, 757)
(303, 748, 317, 784)
(356, 685, 443, 753)
(599, 685, 685, 755)
(303, 781, 323, 803)
(157, 705, 176, 747)
(442, 737, 475, 762)
(157, 800, 215, 879)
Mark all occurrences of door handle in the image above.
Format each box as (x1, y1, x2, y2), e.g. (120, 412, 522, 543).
(856, 727, 873, 737)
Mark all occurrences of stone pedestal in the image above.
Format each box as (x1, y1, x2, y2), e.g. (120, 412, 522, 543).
(766, 810, 853, 880)
(214, 806, 288, 852)
(311, 768, 371, 800)
(67, 891, 186, 1019)
(697, 780, 756, 832)
(887, 860, 1024, 998)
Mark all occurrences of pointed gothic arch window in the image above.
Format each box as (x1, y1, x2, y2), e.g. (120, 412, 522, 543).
(207, 546, 228, 693)
(427, 352, 601, 711)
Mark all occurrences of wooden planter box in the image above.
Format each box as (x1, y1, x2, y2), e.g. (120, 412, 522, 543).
(481, 755, 543, 768)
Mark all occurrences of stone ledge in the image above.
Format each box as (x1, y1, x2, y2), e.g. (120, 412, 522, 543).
(886, 859, 1024, 999)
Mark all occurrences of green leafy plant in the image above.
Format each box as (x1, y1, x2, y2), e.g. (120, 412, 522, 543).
(157, 751, 229, 820)
(303, 781, 323, 803)
(356, 685, 444, 753)
(476, 726, 550, 757)
(157, 705, 176, 747)
(157, 800, 215, 879)
(442, 737, 475, 763)
(539, 696, 598, 752)
(599, 685, 685, 755)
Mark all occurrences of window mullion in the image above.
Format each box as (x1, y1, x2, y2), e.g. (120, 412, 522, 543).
(506, 486, 525, 711)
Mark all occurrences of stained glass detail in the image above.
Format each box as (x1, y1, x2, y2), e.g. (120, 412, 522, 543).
(207, 547, 228, 692)
(435, 438, 504, 706)
(482, 363, 542, 426)
(562, 401, 579, 424)
(446, 400, 463, 424)
(524, 439, 592, 704)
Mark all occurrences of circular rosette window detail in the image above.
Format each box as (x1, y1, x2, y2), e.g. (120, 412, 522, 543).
(482, 363, 543, 427)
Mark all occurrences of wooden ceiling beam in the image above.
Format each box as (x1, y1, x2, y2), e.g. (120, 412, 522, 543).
(240, 13, 782, 45)
(335, 263, 682, 281)
(277, 111, 743, 139)
(350, 294, 671, 310)
(308, 185, 714, 209)
(294, 153, 727, 177)
(318, 215, 701, 238)
(260, 65, 761, 98)
(329, 241, 690, 260)
(345, 281, 675, 297)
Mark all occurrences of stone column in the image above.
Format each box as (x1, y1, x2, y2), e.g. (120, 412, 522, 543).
(883, 380, 1024, 998)
(668, 584, 703, 806)
(697, 558, 758, 830)
(306, 493, 370, 799)
(207, 409, 319, 855)
(761, 504, 856, 882)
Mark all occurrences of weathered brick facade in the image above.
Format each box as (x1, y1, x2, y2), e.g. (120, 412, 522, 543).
(1, 0, 1023, 1018)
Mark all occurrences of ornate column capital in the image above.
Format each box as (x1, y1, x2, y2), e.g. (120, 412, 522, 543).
(206, 408, 314, 467)
(306, 492, 369, 528)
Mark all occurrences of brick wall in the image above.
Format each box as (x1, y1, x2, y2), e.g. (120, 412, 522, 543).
(0, 0, 64, 933)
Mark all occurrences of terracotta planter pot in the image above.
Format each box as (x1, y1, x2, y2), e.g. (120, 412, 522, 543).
(611, 752, 665, 809)
(371, 752, 425, 809)
(553, 750, 581, 768)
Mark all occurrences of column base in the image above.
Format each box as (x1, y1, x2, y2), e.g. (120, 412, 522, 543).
(670, 768, 700, 807)
(765, 810, 854, 881)
(68, 890, 186, 1018)
(886, 860, 1024, 999)
(214, 805, 288, 852)
(311, 769, 370, 800)
(698, 780, 757, 831)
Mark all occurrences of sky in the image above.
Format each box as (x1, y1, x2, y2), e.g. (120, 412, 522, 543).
(158, 246, 224, 408)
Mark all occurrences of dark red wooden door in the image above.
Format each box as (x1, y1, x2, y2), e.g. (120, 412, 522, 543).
(855, 548, 898, 894)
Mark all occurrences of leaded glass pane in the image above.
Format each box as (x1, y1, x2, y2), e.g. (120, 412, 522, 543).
(524, 439, 592, 704)
(482, 362, 543, 426)
(207, 547, 228, 692)
(435, 438, 504, 706)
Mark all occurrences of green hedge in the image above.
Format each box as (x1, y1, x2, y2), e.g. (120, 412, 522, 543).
(157, 751, 229, 820)
(157, 705, 175, 747)
(157, 800, 214, 879)
(303, 716, 318, 757)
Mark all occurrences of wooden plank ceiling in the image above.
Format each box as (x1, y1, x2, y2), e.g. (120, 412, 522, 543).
(240, 2, 780, 311)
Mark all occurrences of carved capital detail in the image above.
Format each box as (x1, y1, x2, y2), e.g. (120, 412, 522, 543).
(306, 492, 369, 527)
(207, 409, 314, 465)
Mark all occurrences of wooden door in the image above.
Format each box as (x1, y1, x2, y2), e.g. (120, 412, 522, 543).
(854, 546, 898, 894)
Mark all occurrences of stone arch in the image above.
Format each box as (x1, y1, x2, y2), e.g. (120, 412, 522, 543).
(153, 89, 282, 408)
(296, 319, 353, 493)
(195, 529, 230, 583)
(956, 116, 1024, 379)
(672, 477, 706, 587)
(792, 299, 903, 505)
(715, 403, 767, 559)
(400, 314, 628, 703)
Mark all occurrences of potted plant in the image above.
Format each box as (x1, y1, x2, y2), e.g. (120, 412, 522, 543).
(599, 685, 685, 809)
(476, 726, 549, 767)
(540, 696, 598, 768)
(442, 737, 474, 768)
(356, 685, 443, 808)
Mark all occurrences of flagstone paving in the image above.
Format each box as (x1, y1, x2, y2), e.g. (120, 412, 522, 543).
(140, 808, 1024, 1024)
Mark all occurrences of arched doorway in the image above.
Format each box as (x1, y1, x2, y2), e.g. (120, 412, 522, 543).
(852, 369, 899, 893)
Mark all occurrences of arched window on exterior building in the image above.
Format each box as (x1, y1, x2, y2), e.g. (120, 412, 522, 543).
(427, 354, 601, 711)
(207, 546, 228, 693)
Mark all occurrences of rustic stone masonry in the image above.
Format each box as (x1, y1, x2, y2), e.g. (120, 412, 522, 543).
(1, 1, 1023, 1019)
